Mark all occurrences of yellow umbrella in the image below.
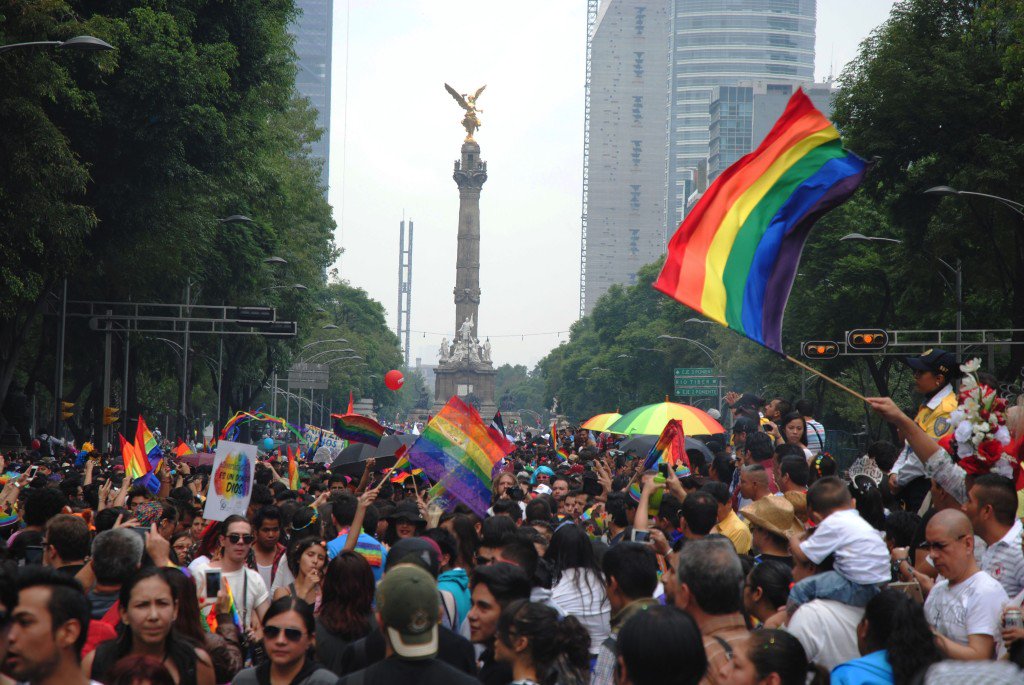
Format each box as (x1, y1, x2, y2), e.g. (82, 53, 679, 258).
(607, 401, 725, 436)
(581, 412, 622, 432)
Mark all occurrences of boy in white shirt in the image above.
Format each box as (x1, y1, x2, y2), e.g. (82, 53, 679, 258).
(787, 476, 891, 613)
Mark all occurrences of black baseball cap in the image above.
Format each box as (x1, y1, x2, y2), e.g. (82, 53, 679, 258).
(732, 417, 760, 435)
(904, 349, 957, 378)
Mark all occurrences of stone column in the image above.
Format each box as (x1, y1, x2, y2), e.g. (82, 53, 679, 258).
(452, 141, 487, 340)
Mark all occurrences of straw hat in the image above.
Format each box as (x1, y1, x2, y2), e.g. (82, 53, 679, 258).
(740, 496, 804, 538)
(782, 491, 808, 522)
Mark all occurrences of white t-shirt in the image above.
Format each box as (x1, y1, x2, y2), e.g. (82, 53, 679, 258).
(785, 599, 864, 671)
(193, 561, 270, 630)
(925, 570, 1008, 646)
(550, 568, 610, 656)
(256, 562, 274, 590)
(800, 508, 890, 584)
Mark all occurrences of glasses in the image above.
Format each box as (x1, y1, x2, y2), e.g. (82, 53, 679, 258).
(226, 533, 255, 545)
(264, 625, 306, 642)
(921, 534, 966, 552)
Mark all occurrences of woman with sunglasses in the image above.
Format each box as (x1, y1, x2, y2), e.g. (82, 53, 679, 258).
(231, 596, 337, 685)
(273, 537, 327, 607)
(194, 515, 271, 636)
(84, 567, 216, 685)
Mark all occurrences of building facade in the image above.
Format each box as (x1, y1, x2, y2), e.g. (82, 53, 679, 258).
(668, 0, 816, 225)
(582, 0, 672, 314)
(290, 0, 333, 193)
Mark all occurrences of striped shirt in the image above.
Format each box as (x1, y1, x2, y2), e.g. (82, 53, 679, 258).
(327, 527, 387, 582)
(804, 418, 826, 456)
(982, 519, 1024, 598)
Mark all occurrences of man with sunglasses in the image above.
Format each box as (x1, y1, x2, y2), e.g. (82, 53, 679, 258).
(195, 515, 271, 633)
(923, 508, 1008, 661)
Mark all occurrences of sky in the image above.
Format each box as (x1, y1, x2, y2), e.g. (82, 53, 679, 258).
(325, 0, 897, 370)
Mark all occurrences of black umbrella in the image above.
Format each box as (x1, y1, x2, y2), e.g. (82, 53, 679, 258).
(327, 433, 419, 476)
(617, 435, 715, 467)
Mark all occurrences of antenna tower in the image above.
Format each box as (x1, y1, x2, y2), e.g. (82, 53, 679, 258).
(397, 218, 414, 366)
(579, 0, 599, 319)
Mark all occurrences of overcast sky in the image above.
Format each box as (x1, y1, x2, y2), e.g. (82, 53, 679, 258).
(326, 0, 897, 370)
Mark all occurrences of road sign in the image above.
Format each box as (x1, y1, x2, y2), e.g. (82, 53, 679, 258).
(674, 367, 714, 378)
(288, 363, 329, 390)
(674, 377, 720, 388)
(673, 386, 718, 397)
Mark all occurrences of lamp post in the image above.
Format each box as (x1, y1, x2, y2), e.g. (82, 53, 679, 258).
(657, 335, 722, 408)
(924, 186, 1024, 219)
(0, 35, 115, 54)
(840, 232, 963, 357)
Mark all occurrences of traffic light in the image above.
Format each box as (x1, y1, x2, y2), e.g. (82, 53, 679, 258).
(61, 401, 75, 420)
(103, 407, 120, 425)
(847, 329, 889, 351)
(802, 341, 840, 360)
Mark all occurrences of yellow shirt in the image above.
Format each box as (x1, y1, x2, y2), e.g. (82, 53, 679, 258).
(915, 384, 958, 439)
(713, 509, 752, 555)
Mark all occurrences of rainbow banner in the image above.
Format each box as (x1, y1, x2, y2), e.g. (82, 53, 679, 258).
(408, 396, 515, 517)
(287, 446, 299, 490)
(653, 89, 867, 353)
(643, 419, 690, 472)
(332, 412, 386, 447)
(120, 434, 151, 481)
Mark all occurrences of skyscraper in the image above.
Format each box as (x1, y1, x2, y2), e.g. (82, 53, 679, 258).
(582, 0, 671, 314)
(667, 0, 816, 225)
(290, 0, 333, 193)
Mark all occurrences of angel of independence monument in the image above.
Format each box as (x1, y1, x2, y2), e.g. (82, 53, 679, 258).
(433, 83, 497, 415)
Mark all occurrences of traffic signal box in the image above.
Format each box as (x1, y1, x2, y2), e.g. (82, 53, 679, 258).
(802, 341, 840, 360)
(847, 329, 889, 351)
(103, 407, 120, 425)
(61, 401, 75, 420)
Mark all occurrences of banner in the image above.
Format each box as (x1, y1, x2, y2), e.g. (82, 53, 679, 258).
(203, 440, 257, 522)
(304, 425, 344, 453)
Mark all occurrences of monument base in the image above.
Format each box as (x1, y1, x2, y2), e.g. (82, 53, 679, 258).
(433, 362, 497, 417)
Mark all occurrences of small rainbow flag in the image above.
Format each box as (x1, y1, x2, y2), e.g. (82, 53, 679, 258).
(174, 441, 194, 457)
(120, 434, 151, 481)
(654, 89, 866, 353)
(550, 423, 569, 462)
(287, 446, 299, 490)
(136, 415, 162, 473)
(408, 396, 515, 517)
(332, 412, 385, 447)
(643, 419, 690, 472)
(205, 576, 243, 634)
(390, 469, 423, 484)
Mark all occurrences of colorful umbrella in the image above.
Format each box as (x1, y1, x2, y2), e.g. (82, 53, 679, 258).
(581, 412, 622, 432)
(607, 401, 725, 436)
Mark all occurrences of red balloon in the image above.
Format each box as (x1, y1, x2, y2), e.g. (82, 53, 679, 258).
(384, 370, 404, 391)
(30, 439, 41, 450)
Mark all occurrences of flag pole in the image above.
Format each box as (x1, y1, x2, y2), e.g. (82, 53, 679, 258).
(783, 355, 868, 402)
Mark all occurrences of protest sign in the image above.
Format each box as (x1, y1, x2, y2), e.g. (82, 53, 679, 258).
(202, 440, 257, 522)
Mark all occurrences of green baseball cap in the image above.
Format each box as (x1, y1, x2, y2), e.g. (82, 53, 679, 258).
(375, 564, 439, 659)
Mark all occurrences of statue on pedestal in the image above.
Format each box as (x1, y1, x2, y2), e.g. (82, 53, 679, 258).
(482, 338, 492, 364)
(458, 315, 475, 343)
(439, 337, 450, 363)
(445, 83, 486, 142)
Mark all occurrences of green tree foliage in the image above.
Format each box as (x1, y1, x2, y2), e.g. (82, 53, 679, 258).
(494, 363, 547, 417)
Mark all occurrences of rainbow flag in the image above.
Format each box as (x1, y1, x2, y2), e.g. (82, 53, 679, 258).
(643, 419, 690, 472)
(136, 415, 162, 472)
(390, 469, 423, 484)
(205, 576, 243, 634)
(287, 446, 299, 490)
(174, 441, 194, 457)
(550, 422, 569, 462)
(408, 396, 515, 517)
(332, 413, 385, 447)
(653, 89, 867, 353)
(120, 434, 151, 481)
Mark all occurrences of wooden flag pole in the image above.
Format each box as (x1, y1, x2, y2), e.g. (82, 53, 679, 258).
(784, 355, 868, 403)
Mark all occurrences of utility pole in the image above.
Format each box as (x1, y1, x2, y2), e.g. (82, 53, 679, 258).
(102, 310, 113, 449)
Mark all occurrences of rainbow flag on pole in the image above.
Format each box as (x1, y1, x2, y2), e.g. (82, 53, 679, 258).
(205, 576, 243, 634)
(136, 415, 162, 472)
(408, 396, 515, 517)
(287, 446, 299, 490)
(332, 413, 386, 447)
(119, 434, 151, 481)
(643, 419, 690, 473)
(654, 89, 866, 353)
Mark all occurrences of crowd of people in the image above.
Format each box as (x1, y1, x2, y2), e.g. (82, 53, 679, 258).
(1, 349, 1024, 685)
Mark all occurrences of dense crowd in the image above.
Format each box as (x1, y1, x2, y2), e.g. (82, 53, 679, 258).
(1, 349, 1024, 685)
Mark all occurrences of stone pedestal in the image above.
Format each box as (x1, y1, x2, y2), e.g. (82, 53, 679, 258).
(432, 361, 497, 417)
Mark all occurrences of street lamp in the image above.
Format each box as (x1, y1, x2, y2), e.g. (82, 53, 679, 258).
(263, 256, 288, 266)
(924, 185, 1024, 219)
(219, 214, 254, 225)
(840, 232, 963, 356)
(322, 324, 339, 330)
(656, 335, 718, 366)
(265, 283, 308, 292)
(0, 35, 115, 54)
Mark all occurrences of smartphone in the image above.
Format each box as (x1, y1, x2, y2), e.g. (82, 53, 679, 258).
(26, 465, 38, 479)
(23, 545, 44, 565)
(630, 529, 651, 544)
(658, 463, 670, 479)
(205, 569, 222, 599)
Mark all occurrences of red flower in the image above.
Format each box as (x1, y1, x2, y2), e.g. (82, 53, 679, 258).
(978, 439, 1003, 463)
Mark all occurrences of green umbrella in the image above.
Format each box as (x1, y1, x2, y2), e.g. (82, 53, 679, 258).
(607, 400, 725, 436)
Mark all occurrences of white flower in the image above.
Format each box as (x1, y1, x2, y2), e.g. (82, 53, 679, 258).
(955, 420, 974, 443)
(975, 421, 991, 434)
(995, 426, 1011, 445)
(960, 358, 982, 374)
(957, 441, 975, 458)
(949, 410, 965, 425)
(962, 375, 978, 392)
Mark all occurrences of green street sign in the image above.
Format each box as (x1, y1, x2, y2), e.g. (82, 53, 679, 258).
(674, 367, 714, 378)
(674, 377, 720, 388)
(674, 386, 718, 397)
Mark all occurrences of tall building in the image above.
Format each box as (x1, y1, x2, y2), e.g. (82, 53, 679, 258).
(667, 0, 816, 225)
(708, 80, 834, 180)
(290, 0, 333, 193)
(582, 0, 671, 314)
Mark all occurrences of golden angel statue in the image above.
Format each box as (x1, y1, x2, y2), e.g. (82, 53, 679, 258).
(444, 83, 486, 141)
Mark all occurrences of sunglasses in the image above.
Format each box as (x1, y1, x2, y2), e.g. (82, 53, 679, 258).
(920, 534, 966, 552)
(264, 625, 306, 642)
(226, 533, 255, 545)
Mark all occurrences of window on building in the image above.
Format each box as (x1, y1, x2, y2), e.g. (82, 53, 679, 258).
(631, 140, 642, 167)
(633, 51, 645, 77)
(629, 185, 641, 211)
(635, 6, 646, 35)
(632, 96, 643, 123)
(457, 384, 474, 396)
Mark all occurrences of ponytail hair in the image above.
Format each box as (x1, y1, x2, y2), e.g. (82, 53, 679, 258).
(496, 600, 590, 685)
(748, 559, 793, 609)
(746, 629, 828, 685)
(862, 589, 942, 682)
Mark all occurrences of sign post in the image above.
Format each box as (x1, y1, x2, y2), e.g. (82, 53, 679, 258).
(673, 368, 723, 408)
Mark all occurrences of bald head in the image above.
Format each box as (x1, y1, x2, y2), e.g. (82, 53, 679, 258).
(927, 509, 973, 539)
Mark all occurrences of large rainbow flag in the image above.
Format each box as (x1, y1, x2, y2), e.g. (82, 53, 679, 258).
(408, 396, 515, 517)
(654, 89, 867, 353)
(332, 413, 386, 447)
